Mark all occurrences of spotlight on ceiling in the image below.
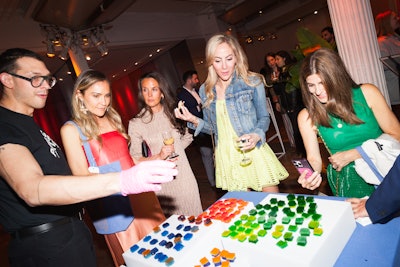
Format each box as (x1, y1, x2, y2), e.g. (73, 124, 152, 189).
(245, 36, 253, 44)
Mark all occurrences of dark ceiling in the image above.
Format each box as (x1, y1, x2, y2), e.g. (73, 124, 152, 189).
(0, 0, 328, 81)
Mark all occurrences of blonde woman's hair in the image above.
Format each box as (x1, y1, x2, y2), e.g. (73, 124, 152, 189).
(71, 69, 129, 143)
(375, 10, 396, 37)
(203, 33, 265, 107)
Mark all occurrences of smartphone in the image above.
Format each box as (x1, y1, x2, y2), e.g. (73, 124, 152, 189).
(166, 154, 179, 160)
(292, 158, 314, 179)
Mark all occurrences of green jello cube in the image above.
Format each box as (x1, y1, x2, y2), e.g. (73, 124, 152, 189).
(306, 196, 314, 203)
(237, 226, 245, 232)
(258, 216, 266, 224)
(282, 207, 291, 214)
(297, 195, 305, 201)
(272, 231, 282, 239)
(271, 206, 279, 212)
(256, 204, 263, 210)
(245, 228, 253, 235)
(278, 200, 286, 207)
(287, 194, 296, 201)
(302, 213, 311, 218)
(309, 202, 317, 209)
(258, 210, 266, 216)
(297, 236, 307, 246)
(308, 220, 319, 229)
(284, 232, 293, 241)
(295, 217, 304, 225)
(221, 230, 231, 237)
(234, 220, 242, 226)
(288, 225, 298, 232)
(267, 217, 276, 224)
(251, 223, 260, 229)
(263, 222, 273, 230)
(237, 233, 247, 242)
(263, 204, 271, 210)
(300, 228, 310, 236)
(288, 200, 297, 207)
(247, 215, 256, 222)
(228, 225, 236, 231)
(249, 209, 257, 216)
(276, 240, 288, 248)
(296, 207, 304, 213)
(230, 231, 239, 238)
(240, 214, 248, 220)
(270, 198, 278, 204)
(269, 211, 277, 217)
(313, 228, 323, 236)
(282, 217, 291, 224)
(312, 213, 322, 221)
(287, 211, 296, 217)
(249, 234, 258, 243)
(244, 221, 252, 227)
(257, 229, 267, 237)
(275, 225, 284, 232)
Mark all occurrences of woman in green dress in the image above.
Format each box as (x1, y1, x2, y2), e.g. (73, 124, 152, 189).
(297, 48, 400, 197)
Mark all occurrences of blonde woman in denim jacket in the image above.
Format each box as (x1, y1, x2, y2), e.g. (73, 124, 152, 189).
(175, 33, 288, 192)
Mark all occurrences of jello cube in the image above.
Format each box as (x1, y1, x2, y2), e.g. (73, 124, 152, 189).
(288, 225, 298, 232)
(308, 220, 319, 229)
(257, 229, 267, 237)
(313, 227, 323, 236)
(210, 247, 220, 257)
(272, 231, 282, 239)
(300, 228, 310, 236)
(282, 217, 291, 224)
(276, 240, 288, 248)
(283, 232, 293, 241)
(297, 236, 307, 246)
(248, 234, 258, 243)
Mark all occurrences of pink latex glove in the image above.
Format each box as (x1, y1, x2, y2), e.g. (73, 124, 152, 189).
(120, 160, 177, 196)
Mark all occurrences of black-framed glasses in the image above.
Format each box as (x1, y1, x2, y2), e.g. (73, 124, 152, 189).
(7, 72, 57, 89)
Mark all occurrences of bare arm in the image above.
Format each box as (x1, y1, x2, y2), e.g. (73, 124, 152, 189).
(60, 123, 91, 176)
(362, 83, 400, 141)
(297, 108, 323, 190)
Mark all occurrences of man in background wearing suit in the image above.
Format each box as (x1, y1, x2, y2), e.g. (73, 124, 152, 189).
(177, 70, 215, 187)
(347, 155, 400, 224)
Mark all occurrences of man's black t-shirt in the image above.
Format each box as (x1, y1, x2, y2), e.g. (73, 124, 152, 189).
(0, 106, 81, 232)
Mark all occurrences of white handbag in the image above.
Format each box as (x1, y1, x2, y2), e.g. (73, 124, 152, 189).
(354, 134, 400, 185)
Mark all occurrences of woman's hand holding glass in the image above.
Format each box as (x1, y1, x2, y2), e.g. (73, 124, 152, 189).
(161, 130, 179, 161)
(237, 133, 260, 150)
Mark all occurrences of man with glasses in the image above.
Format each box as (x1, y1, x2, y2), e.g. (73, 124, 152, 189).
(0, 48, 177, 266)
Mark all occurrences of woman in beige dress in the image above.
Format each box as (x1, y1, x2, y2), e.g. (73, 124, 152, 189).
(128, 71, 203, 217)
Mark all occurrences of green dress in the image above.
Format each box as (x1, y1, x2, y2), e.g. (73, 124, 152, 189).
(215, 100, 288, 191)
(317, 87, 382, 197)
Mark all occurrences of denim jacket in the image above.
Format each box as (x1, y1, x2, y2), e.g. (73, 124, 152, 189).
(192, 72, 270, 147)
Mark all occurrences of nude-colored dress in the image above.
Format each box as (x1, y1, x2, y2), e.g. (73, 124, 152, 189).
(128, 109, 203, 217)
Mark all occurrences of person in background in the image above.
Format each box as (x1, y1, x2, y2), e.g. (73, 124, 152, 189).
(128, 71, 203, 217)
(297, 48, 400, 197)
(260, 52, 296, 148)
(347, 155, 400, 224)
(60, 69, 166, 266)
(321, 26, 337, 52)
(275, 50, 305, 155)
(259, 52, 280, 87)
(175, 33, 288, 193)
(0, 48, 176, 266)
(375, 10, 400, 106)
(177, 70, 216, 188)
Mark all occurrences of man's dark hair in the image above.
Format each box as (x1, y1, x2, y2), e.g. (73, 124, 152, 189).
(321, 26, 334, 35)
(0, 48, 43, 74)
(0, 48, 43, 96)
(182, 70, 197, 83)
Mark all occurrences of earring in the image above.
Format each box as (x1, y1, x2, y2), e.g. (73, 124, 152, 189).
(79, 99, 88, 114)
